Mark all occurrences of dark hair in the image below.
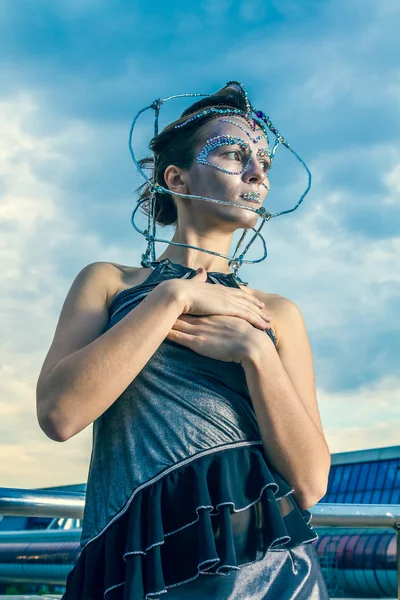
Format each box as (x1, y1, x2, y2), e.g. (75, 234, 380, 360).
(135, 84, 248, 226)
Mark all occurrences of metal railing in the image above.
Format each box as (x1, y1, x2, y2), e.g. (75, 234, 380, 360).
(0, 487, 399, 598)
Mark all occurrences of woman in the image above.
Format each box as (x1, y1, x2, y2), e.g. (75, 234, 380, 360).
(36, 83, 331, 598)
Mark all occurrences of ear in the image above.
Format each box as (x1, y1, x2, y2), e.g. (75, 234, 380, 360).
(163, 165, 188, 195)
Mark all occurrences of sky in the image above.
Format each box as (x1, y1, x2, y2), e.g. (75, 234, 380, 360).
(0, 0, 399, 489)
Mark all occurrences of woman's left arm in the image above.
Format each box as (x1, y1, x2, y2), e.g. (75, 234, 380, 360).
(241, 298, 331, 511)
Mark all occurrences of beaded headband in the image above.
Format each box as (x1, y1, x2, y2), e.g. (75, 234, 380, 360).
(129, 80, 311, 285)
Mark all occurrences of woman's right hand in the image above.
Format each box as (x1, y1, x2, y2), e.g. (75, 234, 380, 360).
(165, 267, 271, 331)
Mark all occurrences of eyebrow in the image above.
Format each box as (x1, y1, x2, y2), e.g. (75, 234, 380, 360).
(206, 124, 267, 142)
(204, 133, 269, 149)
(256, 148, 271, 159)
(199, 134, 271, 161)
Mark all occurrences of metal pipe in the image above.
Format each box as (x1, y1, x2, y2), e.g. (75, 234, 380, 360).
(1, 487, 399, 526)
(396, 521, 400, 600)
(310, 502, 400, 528)
(0, 487, 84, 518)
(0, 488, 399, 599)
(1, 487, 399, 523)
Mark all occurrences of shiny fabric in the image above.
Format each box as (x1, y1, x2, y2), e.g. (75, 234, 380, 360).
(163, 543, 329, 599)
(62, 258, 329, 599)
(80, 258, 276, 549)
(62, 444, 321, 599)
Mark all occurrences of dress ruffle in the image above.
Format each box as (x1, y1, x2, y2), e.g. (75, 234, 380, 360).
(62, 444, 318, 600)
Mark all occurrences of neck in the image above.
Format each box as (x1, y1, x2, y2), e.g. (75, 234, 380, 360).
(156, 226, 234, 274)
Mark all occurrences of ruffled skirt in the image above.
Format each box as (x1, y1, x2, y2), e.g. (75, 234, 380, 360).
(163, 542, 329, 599)
(62, 444, 329, 599)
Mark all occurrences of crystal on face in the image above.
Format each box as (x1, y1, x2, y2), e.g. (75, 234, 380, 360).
(197, 134, 252, 175)
(241, 192, 261, 203)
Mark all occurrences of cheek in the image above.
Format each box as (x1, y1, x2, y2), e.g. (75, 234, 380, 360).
(210, 168, 241, 190)
(193, 166, 235, 193)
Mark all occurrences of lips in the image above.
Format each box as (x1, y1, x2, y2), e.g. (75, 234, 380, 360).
(240, 192, 261, 203)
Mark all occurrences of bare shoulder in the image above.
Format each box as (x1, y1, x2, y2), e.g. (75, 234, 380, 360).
(100, 261, 155, 309)
(245, 286, 298, 348)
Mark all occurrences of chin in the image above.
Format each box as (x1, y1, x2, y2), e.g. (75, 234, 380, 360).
(232, 209, 260, 230)
(210, 200, 261, 230)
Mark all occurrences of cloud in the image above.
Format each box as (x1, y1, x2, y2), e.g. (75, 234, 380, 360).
(383, 160, 400, 200)
(0, 436, 92, 488)
(0, 0, 399, 487)
(243, 139, 400, 393)
(325, 421, 400, 454)
(320, 376, 400, 453)
(239, 0, 268, 22)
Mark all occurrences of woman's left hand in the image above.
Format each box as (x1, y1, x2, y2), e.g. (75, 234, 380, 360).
(166, 314, 273, 364)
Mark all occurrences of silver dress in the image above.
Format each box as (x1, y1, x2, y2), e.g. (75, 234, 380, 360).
(62, 258, 329, 600)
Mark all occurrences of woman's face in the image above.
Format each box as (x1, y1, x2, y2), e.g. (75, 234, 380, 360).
(183, 115, 271, 229)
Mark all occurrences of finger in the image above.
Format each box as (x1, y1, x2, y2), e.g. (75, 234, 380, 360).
(249, 295, 266, 310)
(213, 288, 270, 320)
(232, 301, 272, 330)
(230, 287, 267, 310)
(173, 318, 198, 333)
(167, 329, 198, 350)
(176, 314, 200, 325)
(241, 298, 271, 320)
(235, 286, 264, 303)
(235, 299, 271, 323)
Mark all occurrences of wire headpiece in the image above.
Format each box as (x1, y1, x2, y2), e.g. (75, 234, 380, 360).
(129, 80, 311, 285)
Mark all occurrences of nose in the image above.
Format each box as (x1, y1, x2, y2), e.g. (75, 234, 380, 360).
(242, 155, 267, 185)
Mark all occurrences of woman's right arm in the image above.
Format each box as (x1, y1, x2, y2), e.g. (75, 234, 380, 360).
(36, 262, 186, 443)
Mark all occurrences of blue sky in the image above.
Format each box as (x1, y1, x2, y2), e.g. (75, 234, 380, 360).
(0, 0, 399, 488)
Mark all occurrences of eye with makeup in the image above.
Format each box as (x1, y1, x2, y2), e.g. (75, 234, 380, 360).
(222, 149, 271, 173)
(259, 159, 271, 173)
(207, 143, 250, 174)
(222, 149, 243, 163)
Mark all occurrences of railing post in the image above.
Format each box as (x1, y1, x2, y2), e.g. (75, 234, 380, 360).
(396, 521, 400, 600)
